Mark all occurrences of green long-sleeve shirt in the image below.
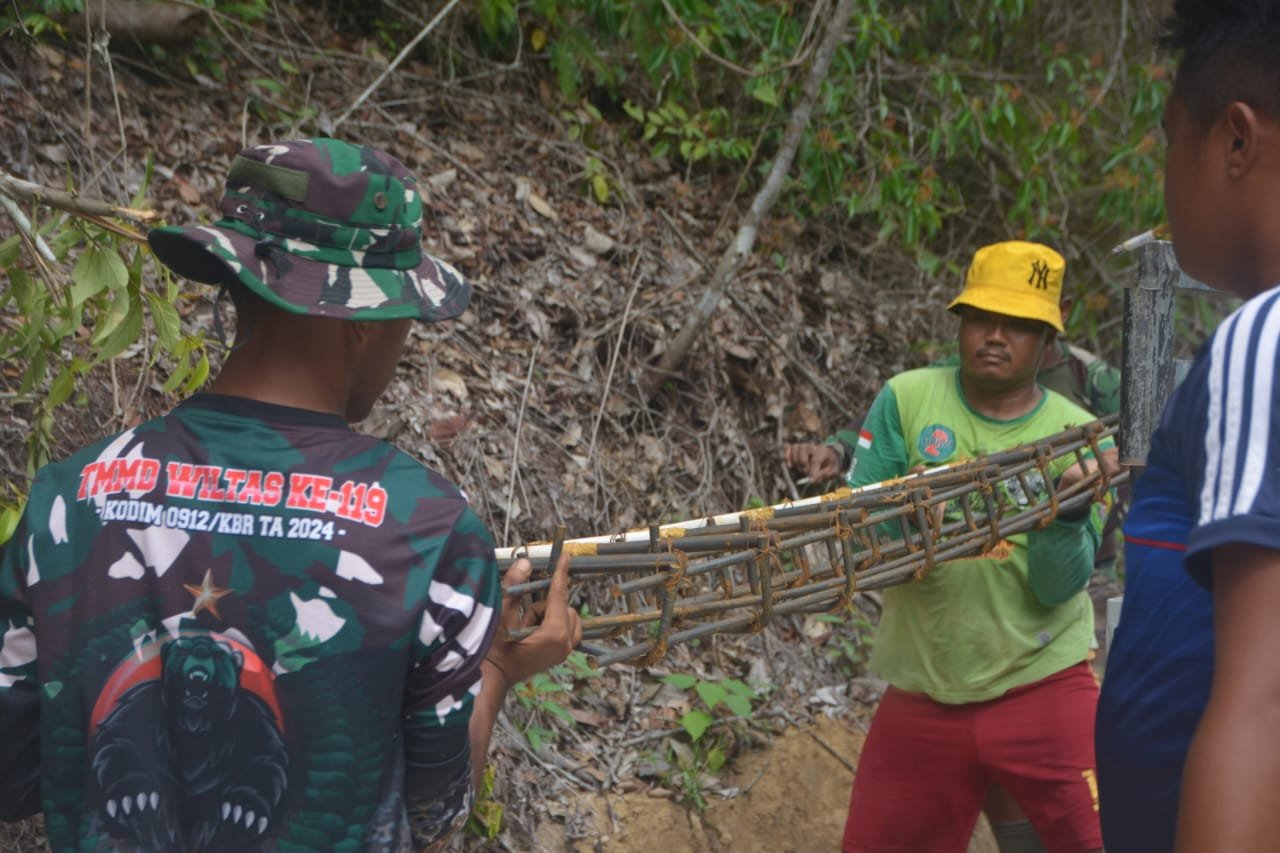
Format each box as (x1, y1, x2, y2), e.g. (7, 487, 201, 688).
(849, 367, 1105, 703)
(826, 343, 1119, 471)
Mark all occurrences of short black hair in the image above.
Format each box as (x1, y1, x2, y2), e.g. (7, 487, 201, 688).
(1160, 1, 1280, 128)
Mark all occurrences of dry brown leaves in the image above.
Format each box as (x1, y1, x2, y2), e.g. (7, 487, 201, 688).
(0, 8, 955, 847)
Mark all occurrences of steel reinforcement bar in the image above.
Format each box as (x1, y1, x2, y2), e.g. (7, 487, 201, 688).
(495, 416, 1127, 666)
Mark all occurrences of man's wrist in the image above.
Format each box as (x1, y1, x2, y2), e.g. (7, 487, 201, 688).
(1053, 504, 1092, 524)
(480, 657, 513, 697)
(825, 440, 851, 471)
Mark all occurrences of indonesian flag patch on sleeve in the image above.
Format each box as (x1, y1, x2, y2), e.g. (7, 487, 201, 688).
(857, 429, 873, 450)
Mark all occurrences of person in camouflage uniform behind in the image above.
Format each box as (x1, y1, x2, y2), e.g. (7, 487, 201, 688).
(0, 138, 581, 852)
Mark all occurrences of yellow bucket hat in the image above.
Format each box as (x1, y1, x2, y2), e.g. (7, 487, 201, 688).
(947, 241, 1065, 333)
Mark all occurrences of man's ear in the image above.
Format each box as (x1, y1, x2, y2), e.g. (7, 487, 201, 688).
(1223, 101, 1264, 179)
(347, 320, 374, 354)
(1058, 296, 1074, 327)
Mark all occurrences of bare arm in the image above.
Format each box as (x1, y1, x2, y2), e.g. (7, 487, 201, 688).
(408, 554, 580, 851)
(466, 553, 581, 790)
(1175, 543, 1280, 852)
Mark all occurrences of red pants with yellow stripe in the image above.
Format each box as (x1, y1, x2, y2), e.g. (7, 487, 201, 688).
(843, 661, 1102, 853)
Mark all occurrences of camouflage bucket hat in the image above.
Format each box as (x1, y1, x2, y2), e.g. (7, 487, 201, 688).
(148, 138, 469, 322)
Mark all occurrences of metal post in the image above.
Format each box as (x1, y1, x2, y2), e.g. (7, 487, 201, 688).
(1119, 242, 1223, 465)
(1120, 243, 1179, 466)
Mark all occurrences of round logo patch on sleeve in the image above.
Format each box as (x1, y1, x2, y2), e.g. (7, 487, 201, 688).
(917, 424, 957, 462)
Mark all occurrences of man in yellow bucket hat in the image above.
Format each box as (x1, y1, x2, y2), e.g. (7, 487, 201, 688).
(840, 241, 1115, 853)
(786, 245, 1120, 491)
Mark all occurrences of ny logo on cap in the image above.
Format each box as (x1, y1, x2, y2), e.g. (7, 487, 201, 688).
(1027, 260, 1051, 290)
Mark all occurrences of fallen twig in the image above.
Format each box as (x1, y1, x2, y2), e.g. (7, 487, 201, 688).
(587, 253, 643, 464)
(805, 727, 857, 775)
(0, 169, 158, 225)
(738, 760, 770, 795)
(331, 0, 464, 132)
(725, 289, 847, 412)
(502, 342, 541, 547)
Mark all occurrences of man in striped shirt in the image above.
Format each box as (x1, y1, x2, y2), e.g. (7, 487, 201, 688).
(1095, 2, 1280, 851)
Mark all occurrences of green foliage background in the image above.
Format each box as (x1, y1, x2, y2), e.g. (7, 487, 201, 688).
(479, 0, 1167, 283)
(0, 0, 1168, 541)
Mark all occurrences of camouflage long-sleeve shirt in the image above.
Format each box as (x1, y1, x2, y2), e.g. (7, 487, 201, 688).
(0, 394, 499, 852)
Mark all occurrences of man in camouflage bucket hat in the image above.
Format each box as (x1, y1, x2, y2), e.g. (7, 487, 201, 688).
(0, 138, 580, 852)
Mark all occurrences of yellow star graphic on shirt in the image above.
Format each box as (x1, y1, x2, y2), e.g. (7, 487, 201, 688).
(184, 569, 233, 619)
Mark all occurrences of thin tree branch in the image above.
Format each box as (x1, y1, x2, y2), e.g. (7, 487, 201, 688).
(658, 0, 818, 79)
(331, 0, 464, 133)
(1088, 0, 1128, 113)
(656, 208, 848, 412)
(0, 169, 158, 224)
(658, 0, 755, 77)
(169, 0, 277, 79)
(0, 194, 57, 263)
(650, 0, 858, 387)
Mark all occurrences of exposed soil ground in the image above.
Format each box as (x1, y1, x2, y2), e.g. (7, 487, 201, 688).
(567, 716, 866, 852)
(533, 716, 999, 853)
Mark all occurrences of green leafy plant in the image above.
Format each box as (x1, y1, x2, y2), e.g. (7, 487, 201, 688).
(658, 673, 760, 810)
(555, 649, 597, 680)
(456, 0, 1166, 365)
(622, 100, 751, 167)
(662, 735, 726, 813)
(0, 0, 79, 39)
(0, 164, 211, 545)
(511, 671, 574, 751)
(243, 70, 319, 136)
(157, 0, 271, 87)
(509, 650, 594, 750)
(0, 486, 25, 545)
(814, 611, 876, 677)
(465, 763, 504, 840)
(559, 103, 620, 204)
(662, 672, 756, 740)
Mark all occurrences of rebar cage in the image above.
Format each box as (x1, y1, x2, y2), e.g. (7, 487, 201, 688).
(496, 416, 1125, 667)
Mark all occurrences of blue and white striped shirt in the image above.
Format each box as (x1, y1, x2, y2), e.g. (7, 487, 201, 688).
(1094, 283, 1280, 851)
(1185, 283, 1280, 581)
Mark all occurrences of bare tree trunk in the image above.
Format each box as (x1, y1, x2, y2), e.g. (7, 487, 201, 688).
(649, 0, 857, 389)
